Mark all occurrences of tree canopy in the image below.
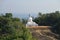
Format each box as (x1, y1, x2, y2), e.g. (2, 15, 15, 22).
(33, 11, 60, 35)
(0, 13, 34, 40)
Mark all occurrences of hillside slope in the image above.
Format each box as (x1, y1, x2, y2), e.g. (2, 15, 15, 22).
(29, 29, 59, 40)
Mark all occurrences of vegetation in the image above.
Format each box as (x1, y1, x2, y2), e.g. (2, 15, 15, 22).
(0, 13, 34, 40)
(33, 11, 60, 35)
(0, 11, 60, 40)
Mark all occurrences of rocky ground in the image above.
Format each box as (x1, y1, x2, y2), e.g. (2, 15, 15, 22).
(29, 29, 60, 40)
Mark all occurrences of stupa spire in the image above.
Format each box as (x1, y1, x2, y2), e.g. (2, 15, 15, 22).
(29, 14, 31, 17)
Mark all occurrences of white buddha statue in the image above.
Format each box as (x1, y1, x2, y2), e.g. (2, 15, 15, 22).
(26, 15, 38, 27)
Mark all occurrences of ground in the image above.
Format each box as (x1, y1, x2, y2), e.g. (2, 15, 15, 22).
(28, 26, 59, 40)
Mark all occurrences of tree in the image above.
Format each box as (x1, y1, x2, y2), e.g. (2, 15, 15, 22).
(5, 13, 12, 18)
(33, 11, 60, 35)
(38, 12, 42, 17)
(0, 13, 34, 40)
(22, 19, 27, 24)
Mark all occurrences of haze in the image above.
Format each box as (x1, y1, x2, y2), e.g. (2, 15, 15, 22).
(0, 0, 60, 18)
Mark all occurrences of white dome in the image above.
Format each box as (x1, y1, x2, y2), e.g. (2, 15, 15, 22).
(29, 17, 32, 20)
(26, 15, 38, 27)
(28, 16, 33, 22)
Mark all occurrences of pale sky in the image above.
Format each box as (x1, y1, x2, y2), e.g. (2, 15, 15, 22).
(0, 0, 60, 18)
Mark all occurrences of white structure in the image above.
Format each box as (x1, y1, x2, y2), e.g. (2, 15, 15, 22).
(26, 16, 38, 27)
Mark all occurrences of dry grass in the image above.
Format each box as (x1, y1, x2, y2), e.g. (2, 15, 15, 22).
(26, 26, 51, 29)
(28, 26, 59, 40)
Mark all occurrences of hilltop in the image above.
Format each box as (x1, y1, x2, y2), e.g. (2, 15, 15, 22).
(28, 26, 59, 40)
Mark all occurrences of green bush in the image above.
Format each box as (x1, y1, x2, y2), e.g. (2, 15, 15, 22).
(0, 13, 33, 40)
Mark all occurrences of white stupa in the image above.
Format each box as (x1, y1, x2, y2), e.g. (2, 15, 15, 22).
(26, 15, 38, 27)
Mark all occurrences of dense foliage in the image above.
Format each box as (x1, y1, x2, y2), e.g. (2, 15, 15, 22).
(33, 11, 60, 35)
(0, 13, 33, 40)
